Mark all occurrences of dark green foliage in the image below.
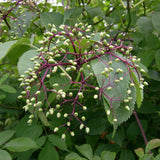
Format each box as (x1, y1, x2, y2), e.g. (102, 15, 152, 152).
(0, 0, 160, 160)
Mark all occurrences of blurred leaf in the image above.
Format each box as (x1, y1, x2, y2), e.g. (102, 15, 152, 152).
(64, 152, 85, 160)
(63, 7, 83, 24)
(101, 151, 116, 160)
(7, 38, 31, 64)
(155, 50, 160, 70)
(87, 118, 107, 135)
(0, 41, 16, 60)
(17, 49, 39, 76)
(136, 17, 153, 33)
(93, 155, 101, 160)
(48, 134, 69, 151)
(38, 141, 59, 160)
(0, 73, 9, 85)
(95, 144, 121, 157)
(106, 127, 125, 147)
(148, 70, 160, 81)
(5, 137, 38, 152)
(85, 6, 104, 18)
(139, 154, 154, 160)
(0, 85, 17, 93)
(90, 33, 101, 42)
(155, 154, 160, 160)
(145, 139, 160, 153)
(0, 94, 6, 100)
(0, 150, 12, 160)
(0, 130, 15, 146)
(138, 50, 154, 67)
(135, 148, 144, 158)
(76, 144, 93, 160)
(136, 100, 159, 114)
(152, 12, 160, 34)
(127, 120, 147, 141)
(40, 12, 64, 29)
(131, 71, 143, 108)
(15, 116, 43, 139)
(36, 111, 51, 126)
(119, 149, 135, 160)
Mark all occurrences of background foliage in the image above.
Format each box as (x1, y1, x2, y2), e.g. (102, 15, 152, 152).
(0, 0, 160, 160)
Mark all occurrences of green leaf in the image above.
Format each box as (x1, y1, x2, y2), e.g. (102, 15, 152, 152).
(48, 134, 69, 151)
(138, 50, 154, 67)
(0, 41, 16, 60)
(93, 155, 101, 160)
(131, 71, 143, 108)
(139, 154, 154, 160)
(137, 17, 153, 33)
(87, 117, 107, 135)
(40, 12, 64, 29)
(36, 111, 51, 126)
(148, 70, 160, 81)
(0, 130, 15, 146)
(36, 136, 47, 148)
(49, 72, 71, 97)
(127, 120, 147, 141)
(38, 141, 59, 160)
(7, 38, 31, 65)
(5, 137, 38, 152)
(0, 85, 17, 93)
(0, 73, 10, 85)
(106, 127, 125, 147)
(0, 94, 6, 100)
(101, 151, 116, 160)
(17, 49, 39, 76)
(145, 139, 160, 153)
(104, 86, 136, 131)
(76, 144, 93, 160)
(0, 150, 12, 160)
(63, 8, 83, 24)
(155, 50, 160, 70)
(91, 53, 130, 110)
(85, 6, 104, 18)
(152, 12, 160, 34)
(64, 152, 85, 160)
(134, 148, 144, 158)
(119, 149, 135, 160)
(90, 33, 101, 42)
(154, 154, 160, 160)
(15, 116, 43, 139)
(91, 53, 136, 130)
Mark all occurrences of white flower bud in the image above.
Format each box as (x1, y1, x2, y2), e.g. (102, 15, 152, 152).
(106, 110, 110, 115)
(94, 94, 98, 99)
(83, 106, 87, 110)
(71, 131, 75, 136)
(107, 87, 112, 91)
(67, 122, 71, 126)
(80, 124, 84, 130)
(49, 108, 54, 115)
(125, 106, 130, 111)
(81, 116, 86, 121)
(64, 113, 68, 118)
(57, 112, 61, 118)
(61, 134, 66, 140)
(54, 127, 59, 132)
(113, 118, 117, 122)
(85, 127, 90, 133)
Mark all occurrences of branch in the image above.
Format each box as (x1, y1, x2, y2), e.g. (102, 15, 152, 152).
(94, 7, 115, 25)
(125, 0, 131, 32)
(133, 110, 151, 154)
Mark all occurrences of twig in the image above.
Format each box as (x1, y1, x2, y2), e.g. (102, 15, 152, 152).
(133, 110, 152, 154)
(125, 0, 131, 32)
